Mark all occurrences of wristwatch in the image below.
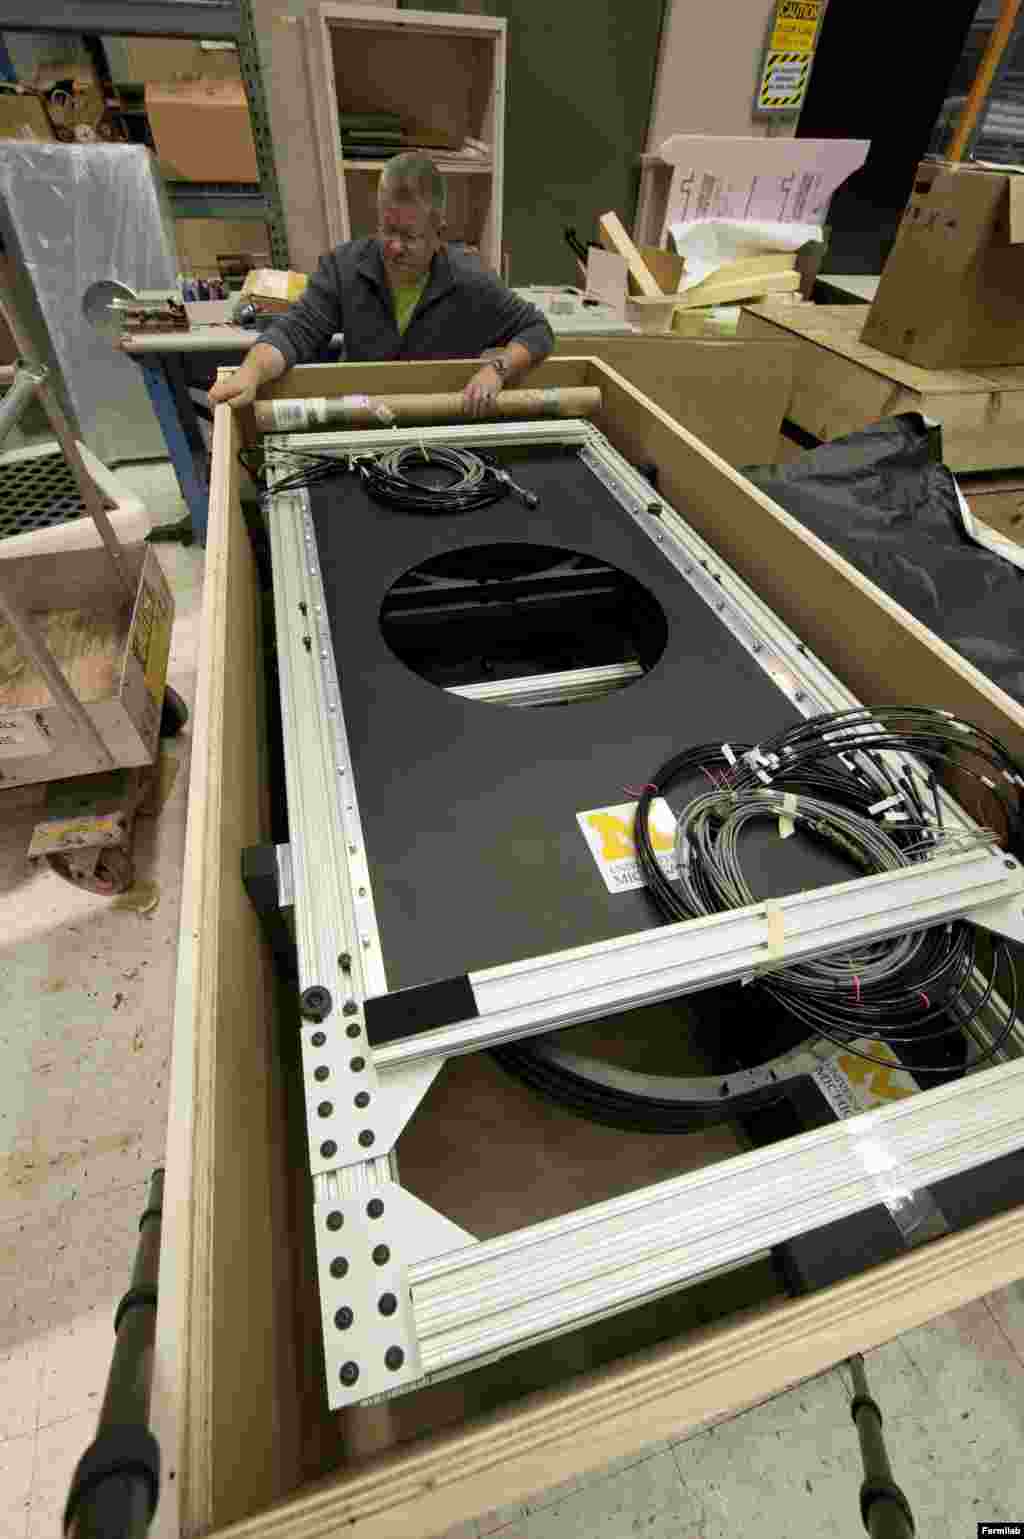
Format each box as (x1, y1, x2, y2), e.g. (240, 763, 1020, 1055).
(490, 356, 509, 382)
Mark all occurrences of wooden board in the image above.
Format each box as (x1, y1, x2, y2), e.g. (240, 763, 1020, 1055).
(151, 402, 296, 1536)
(738, 302, 1024, 472)
(959, 474, 1024, 543)
(598, 211, 663, 298)
(159, 355, 1024, 1539)
(549, 336, 796, 467)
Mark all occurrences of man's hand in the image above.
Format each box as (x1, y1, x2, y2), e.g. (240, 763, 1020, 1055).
(463, 363, 502, 419)
(208, 366, 261, 409)
(208, 342, 288, 409)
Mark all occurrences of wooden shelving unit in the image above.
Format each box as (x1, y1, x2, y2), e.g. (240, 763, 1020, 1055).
(305, 3, 506, 273)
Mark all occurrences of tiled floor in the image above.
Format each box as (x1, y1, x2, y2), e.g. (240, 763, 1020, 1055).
(3, 456, 1024, 1539)
(0, 461, 201, 1539)
(436, 1288, 1024, 1539)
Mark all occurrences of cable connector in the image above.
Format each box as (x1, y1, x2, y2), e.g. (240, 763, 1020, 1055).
(494, 468, 540, 509)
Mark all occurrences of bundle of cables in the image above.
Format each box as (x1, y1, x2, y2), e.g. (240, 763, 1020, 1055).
(240, 442, 538, 513)
(495, 706, 1023, 1131)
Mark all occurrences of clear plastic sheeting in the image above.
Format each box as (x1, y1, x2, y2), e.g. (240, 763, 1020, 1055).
(0, 143, 178, 464)
(744, 415, 1024, 708)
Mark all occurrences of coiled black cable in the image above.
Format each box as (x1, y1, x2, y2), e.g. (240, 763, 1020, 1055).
(633, 707, 1022, 1074)
(358, 444, 538, 514)
(239, 442, 538, 514)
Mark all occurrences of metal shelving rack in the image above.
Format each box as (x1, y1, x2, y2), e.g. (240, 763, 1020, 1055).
(0, 0, 289, 267)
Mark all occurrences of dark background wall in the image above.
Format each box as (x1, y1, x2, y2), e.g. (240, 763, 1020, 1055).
(798, 0, 980, 274)
(405, 0, 668, 284)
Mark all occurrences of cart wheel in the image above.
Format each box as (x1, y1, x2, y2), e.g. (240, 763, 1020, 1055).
(160, 685, 189, 739)
(46, 846, 134, 896)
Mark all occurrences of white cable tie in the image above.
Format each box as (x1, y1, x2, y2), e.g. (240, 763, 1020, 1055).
(757, 768, 772, 785)
(868, 794, 903, 815)
(778, 792, 797, 840)
(743, 747, 761, 768)
(883, 811, 911, 823)
(981, 775, 996, 790)
(722, 743, 737, 767)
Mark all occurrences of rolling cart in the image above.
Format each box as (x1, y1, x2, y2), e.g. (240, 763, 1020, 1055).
(0, 266, 187, 894)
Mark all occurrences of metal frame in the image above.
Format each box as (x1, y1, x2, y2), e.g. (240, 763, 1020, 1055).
(266, 417, 1024, 1411)
(0, 0, 287, 258)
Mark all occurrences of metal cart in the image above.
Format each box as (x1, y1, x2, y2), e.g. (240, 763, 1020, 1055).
(0, 268, 186, 892)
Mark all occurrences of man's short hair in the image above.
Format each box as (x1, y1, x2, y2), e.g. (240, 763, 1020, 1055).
(378, 152, 447, 222)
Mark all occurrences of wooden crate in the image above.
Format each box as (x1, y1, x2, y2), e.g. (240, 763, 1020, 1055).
(153, 355, 1024, 1539)
(0, 545, 171, 787)
(304, 3, 506, 273)
(738, 301, 1024, 473)
(548, 335, 796, 467)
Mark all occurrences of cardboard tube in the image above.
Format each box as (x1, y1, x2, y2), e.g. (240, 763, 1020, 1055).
(254, 385, 602, 434)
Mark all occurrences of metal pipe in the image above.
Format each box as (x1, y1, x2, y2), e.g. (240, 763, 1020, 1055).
(65, 1168, 164, 1539)
(947, 0, 1024, 163)
(848, 1354, 915, 1539)
(0, 365, 44, 448)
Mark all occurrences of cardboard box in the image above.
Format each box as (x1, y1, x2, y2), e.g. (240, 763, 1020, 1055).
(174, 219, 271, 276)
(240, 268, 309, 313)
(105, 35, 241, 83)
(0, 91, 54, 142)
(147, 80, 258, 183)
(0, 545, 172, 789)
(862, 161, 1024, 369)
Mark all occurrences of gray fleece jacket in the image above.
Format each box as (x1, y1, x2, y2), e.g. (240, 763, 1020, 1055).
(260, 238, 554, 367)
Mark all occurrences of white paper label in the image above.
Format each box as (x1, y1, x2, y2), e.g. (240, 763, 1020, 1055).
(0, 713, 50, 759)
(272, 400, 309, 430)
(812, 1039, 918, 1114)
(576, 798, 678, 894)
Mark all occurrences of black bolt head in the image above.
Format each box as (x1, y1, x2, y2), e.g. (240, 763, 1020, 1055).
(320, 1140, 337, 1158)
(385, 1347, 404, 1372)
(314, 1065, 329, 1082)
(358, 1129, 375, 1148)
(338, 952, 352, 971)
(317, 1101, 333, 1118)
(311, 1031, 326, 1047)
(330, 1257, 348, 1279)
(354, 1091, 370, 1109)
(334, 1307, 354, 1330)
(326, 1211, 343, 1232)
(379, 1293, 397, 1317)
(300, 986, 332, 1023)
(350, 1057, 365, 1072)
(372, 1244, 390, 1265)
(343, 1001, 359, 1017)
(346, 1024, 361, 1039)
(367, 1198, 384, 1219)
(340, 1361, 359, 1386)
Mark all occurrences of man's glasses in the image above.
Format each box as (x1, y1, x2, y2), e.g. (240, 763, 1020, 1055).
(377, 228, 429, 250)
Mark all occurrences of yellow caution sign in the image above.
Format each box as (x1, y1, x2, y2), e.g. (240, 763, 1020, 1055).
(757, 0, 822, 113)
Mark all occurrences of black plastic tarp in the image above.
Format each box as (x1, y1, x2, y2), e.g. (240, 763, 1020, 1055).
(743, 415, 1024, 707)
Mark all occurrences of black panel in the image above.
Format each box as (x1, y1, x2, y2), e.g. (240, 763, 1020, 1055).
(307, 446, 856, 994)
(366, 975, 478, 1047)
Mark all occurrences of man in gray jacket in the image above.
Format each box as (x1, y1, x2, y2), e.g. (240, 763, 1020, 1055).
(209, 153, 554, 418)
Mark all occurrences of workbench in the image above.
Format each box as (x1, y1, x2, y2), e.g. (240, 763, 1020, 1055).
(739, 301, 1024, 473)
(120, 321, 344, 543)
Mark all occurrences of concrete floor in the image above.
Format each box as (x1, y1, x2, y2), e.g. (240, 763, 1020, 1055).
(1, 455, 1023, 1539)
(0, 460, 202, 1539)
